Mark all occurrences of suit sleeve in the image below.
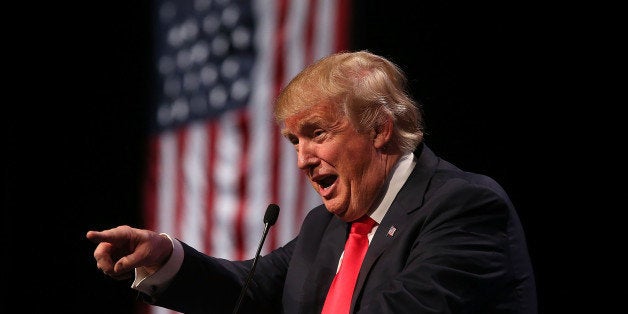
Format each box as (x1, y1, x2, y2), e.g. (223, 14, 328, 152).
(151, 237, 296, 314)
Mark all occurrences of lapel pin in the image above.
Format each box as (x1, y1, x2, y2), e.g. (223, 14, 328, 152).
(387, 226, 397, 237)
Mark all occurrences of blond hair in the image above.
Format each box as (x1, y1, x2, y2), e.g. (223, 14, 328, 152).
(273, 50, 423, 154)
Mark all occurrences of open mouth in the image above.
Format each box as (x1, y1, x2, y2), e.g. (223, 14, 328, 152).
(315, 175, 337, 190)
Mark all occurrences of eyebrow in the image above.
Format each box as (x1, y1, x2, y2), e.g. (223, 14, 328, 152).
(280, 115, 328, 138)
(280, 128, 292, 138)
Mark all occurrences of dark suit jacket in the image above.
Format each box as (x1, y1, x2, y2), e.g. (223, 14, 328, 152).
(152, 144, 537, 313)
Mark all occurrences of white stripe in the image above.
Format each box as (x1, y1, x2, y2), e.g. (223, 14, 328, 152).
(274, 0, 308, 252)
(314, 0, 335, 59)
(248, 0, 277, 256)
(212, 111, 242, 259)
(277, 0, 331, 240)
(180, 122, 207, 249)
(308, 0, 335, 212)
(149, 1, 338, 313)
(157, 132, 177, 236)
(300, 0, 336, 220)
(286, 0, 307, 74)
(155, 131, 179, 314)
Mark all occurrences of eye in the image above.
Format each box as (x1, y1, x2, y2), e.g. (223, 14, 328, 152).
(288, 136, 298, 145)
(312, 129, 325, 138)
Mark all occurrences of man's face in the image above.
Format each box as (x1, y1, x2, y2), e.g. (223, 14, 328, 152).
(281, 103, 389, 222)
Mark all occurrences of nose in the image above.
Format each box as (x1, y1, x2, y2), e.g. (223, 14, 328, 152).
(296, 142, 318, 171)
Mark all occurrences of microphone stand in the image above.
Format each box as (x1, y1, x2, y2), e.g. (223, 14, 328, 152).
(232, 204, 279, 314)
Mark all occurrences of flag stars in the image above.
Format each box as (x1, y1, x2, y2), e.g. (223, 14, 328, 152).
(193, 0, 211, 12)
(211, 34, 230, 57)
(167, 18, 199, 48)
(209, 85, 228, 108)
(221, 4, 240, 28)
(221, 57, 240, 80)
(172, 98, 190, 122)
(157, 103, 170, 127)
(182, 18, 200, 42)
(202, 14, 221, 35)
(158, 2, 176, 23)
(231, 26, 251, 50)
(155, 0, 254, 129)
(176, 49, 193, 70)
(200, 64, 219, 86)
(190, 94, 209, 115)
(231, 79, 250, 102)
(190, 40, 210, 65)
(158, 55, 175, 75)
(215, 0, 231, 7)
(164, 77, 181, 98)
(183, 72, 201, 92)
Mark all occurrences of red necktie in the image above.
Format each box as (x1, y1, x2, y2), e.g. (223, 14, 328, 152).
(322, 215, 377, 314)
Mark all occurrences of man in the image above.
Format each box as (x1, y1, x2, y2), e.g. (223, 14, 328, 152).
(87, 50, 537, 313)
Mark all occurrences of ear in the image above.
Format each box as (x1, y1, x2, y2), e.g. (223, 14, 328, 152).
(372, 117, 393, 150)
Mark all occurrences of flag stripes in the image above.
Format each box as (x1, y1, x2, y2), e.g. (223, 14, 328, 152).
(143, 1, 351, 313)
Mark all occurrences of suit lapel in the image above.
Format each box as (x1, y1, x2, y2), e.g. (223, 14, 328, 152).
(351, 145, 440, 311)
(302, 216, 349, 312)
(351, 197, 414, 310)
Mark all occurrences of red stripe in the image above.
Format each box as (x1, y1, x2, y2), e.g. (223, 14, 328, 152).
(234, 109, 250, 260)
(141, 137, 163, 314)
(204, 120, 218, 254)
(334, 0, 352, 52)
(174, 128, 188, 238)
(143, 136, 159, 231)
(304, 0, 317, 64)
(273, 0, 288, 98)
(269, 0, 289, 251)
(292, 0, 319, 235)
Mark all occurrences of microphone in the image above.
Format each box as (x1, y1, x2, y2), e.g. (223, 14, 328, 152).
(233, 204, 280, 314)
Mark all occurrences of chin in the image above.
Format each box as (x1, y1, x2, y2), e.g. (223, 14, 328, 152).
(323, 202, 344, 216)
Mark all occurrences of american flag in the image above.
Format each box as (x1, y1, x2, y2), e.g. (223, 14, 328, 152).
(142, 1, 351, 313)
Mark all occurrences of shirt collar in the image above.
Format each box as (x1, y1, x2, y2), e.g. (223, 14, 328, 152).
(368, 152, 416, 224)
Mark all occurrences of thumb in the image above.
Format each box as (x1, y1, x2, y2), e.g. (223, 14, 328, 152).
(113, 253, 139, 274)
(114, 233, 173, 273)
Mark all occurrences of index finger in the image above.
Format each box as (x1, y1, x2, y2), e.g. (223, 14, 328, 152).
(85, 225, 132, 244)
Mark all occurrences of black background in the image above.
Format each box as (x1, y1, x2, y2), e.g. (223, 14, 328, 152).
(5, 1, 619, 313)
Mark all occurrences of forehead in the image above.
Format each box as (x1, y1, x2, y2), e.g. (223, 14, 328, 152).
(281, 103, 343, 135)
